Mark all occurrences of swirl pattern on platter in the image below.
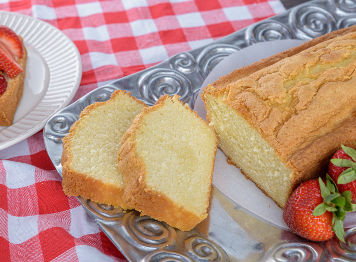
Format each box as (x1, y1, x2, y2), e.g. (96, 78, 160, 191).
(289, 5, 336, 39)
(197, 44, 239, 78)
(326, 227, 356, 260)
(337, 16, 356, 29)
(138, 69, 192, 105)
(143, 251, 192, 262)
(88, 86, 118, 104)
(170, 52, 197, 74)
(43, 1, 356, 261)
(334, 0, 356, 13)
(185, 236, 226, 261)
(45, 112, 78, 142)
(82, 199, 124, 221)
(121, 213, 176, 250)
(246, 21, 293, 44)
(267, 242, 320, 262)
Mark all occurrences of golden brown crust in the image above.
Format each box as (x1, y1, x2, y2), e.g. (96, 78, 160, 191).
(202, 25, 356, 207)
(61, 145, 129, 208)
(61, 90, 145, 208)
(0, 41, 27, 126)
(206, 25, 356, 92)
(118, 95, 214, 231)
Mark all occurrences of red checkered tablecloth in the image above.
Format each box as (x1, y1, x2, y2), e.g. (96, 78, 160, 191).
(0, 1, 285, 261)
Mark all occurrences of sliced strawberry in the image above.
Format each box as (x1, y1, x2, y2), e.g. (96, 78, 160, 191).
(0, 26, 23, 58)
(0, 43, 22, 78)
(0, 74, 7, 96)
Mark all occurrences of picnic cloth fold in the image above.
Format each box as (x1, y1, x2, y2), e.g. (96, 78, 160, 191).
(0, 1, 284, 261)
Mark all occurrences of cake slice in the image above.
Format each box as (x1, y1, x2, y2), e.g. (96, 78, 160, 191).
(202, 25, 356, 208)
(118, 95, 217, 231)
(0, 26, 27, 126)
(61, 90, 145, 208)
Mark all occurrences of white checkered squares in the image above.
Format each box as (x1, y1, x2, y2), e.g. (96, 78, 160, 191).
(70, 207, 100, 238)
(269, 1, 286, 14)
(83, 25, 110, 41)
(8, 214, 38, 244)
(32, 5, 56, 20)
(122, 0, 148, 10)
(176, 12, 205, 28)
(188, 38, 214, 50)
(76, 2, 102, 17)
(223, 6, 253, 21)
(89, 52, 118, 68)
(139, 45, 168, 64)
(130, 19, 158, 36)
(0, 140, 29, 159)
(4, 161, 35, 189)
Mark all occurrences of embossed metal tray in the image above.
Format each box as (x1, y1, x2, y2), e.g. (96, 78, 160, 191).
(43, 0, 356, 261)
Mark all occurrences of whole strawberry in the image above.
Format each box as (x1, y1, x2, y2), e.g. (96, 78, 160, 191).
(329, 145, 356, 202)
(283, 176, 354, 242)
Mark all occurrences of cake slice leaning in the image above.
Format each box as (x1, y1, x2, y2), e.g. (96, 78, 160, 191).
(118, 95, 217, 231)
(202, 25, 356, 208)
(61, 90, 145, 208)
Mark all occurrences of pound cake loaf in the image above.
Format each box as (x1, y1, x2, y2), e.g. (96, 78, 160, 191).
(202, 25, 356, 208)
(0, 26, 27, 126)
(118, 95, 217, 231)
(62, 90, 145, 208)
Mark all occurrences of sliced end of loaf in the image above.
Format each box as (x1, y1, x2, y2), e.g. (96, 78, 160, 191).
(118, 95, 217, 231)
(203, 91, 294, 208)
(61, 90, 145, 208)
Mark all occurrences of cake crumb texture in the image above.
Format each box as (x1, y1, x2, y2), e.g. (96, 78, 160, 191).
(118, 95, 217, 231)
(61, 90, 145, 208)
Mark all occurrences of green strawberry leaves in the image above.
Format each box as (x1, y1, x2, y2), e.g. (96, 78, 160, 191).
(313, 175, 355, 243)
(313, 202, 326, 216)
(334, 218, 345, 243)
(331, 145, 356, 184)
(337, 168, 356, 184)
(341, 144, 356, 162)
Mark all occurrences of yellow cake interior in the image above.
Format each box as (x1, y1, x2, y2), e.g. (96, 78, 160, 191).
(204, 92, 293, 207)
(135, 98, 217, 217)
(69, 93, 145, 188)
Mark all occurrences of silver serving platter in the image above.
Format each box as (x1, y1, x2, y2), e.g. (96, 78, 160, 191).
(43, 0, 356, 261)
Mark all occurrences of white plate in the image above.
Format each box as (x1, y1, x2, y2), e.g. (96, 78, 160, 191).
(0, 11, 81, 150)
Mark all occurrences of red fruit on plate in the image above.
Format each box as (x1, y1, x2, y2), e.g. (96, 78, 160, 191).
(329, 145, 356, 202)
(283, 176, 354, 242)
(0, 43, 22, 78)
(284, 179, 333, 241)
(0, 74, 7, 96)
(0, 26, 23, 58)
